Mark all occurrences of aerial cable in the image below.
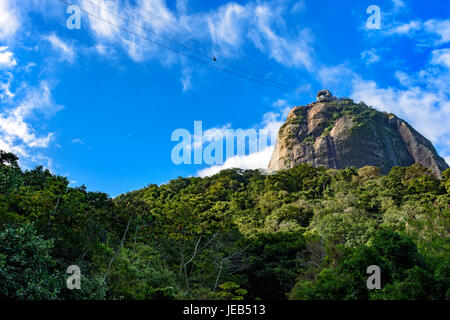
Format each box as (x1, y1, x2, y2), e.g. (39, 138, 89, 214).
(57, 0, 296, 91)
(81, 0, 303, 87)
(79, 0, 298, 90)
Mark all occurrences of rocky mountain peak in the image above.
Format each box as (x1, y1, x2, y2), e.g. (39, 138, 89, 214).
(268, 93, 449, 177)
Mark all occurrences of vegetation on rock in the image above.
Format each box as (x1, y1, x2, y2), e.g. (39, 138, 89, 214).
(268, 98, 449, 177)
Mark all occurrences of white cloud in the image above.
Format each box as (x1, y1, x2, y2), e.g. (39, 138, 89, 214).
(189, 123, 231, 152)
(200, 1, 314, 70)
(312, 42, 450, 161)
(23, 62, 36, 73)
(197, 146, 273, 177)
(389, 20, 421, 35)
(0, 46, 17, 68)
(290, 0, 306, 14)
(0, 71, 14, 102)
(45, 34, 76, 63)
(272, 99, 289, 108)
(176, 0, 189, 14)
(206, 2, 248, 51)
(388, 19, 450, 44)
(0, 3, 69, 169)
(0, 0, 20, 40)
(424, 19, 450, 44)
(182, 94, 288, 176)
(181, 67, 192, 92)
(431, 48, 450, 69)
(71, 138, 84, 144)
(361, 49, 380, 65)
(78, 0, 315, 80)
(203, 124, 232, 143)
(82, 0, 122, 40)
(194, 97, 291, 177)
(249, 3, 314, 70)
(27, 153, 54, 171)
(391, 0, 405, 11)
(260, 108, 288, 135)
(317, 64, 356, 88)
(0, 81, 62, 157)
(93, 43, 117, 56)
(81, 0, 178, 63)
(350, 74, 450, 155)
(394, 70, 412, 87)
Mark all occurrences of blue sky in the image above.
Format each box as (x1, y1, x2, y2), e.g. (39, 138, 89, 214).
(0, 0, 449, 196)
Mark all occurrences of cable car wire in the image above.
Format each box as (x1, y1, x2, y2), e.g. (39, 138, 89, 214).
(57, 0, 297, 91)
(80, 0, 304, 87)
(77, 0, 298, 90)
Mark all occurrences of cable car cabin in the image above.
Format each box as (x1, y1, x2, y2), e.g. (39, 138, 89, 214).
(316, 89, 334, 102)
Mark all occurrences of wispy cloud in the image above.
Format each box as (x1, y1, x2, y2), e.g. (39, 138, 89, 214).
(350, 67, 450, 158)
(391, 0, 405, 11)
(180, 67, 193, 92)
(317, 64, 356, 88)
(387, 19, 450, 45)
(250, 4, 314, 70)
(206, 2, 248, 51)
(81, 0, 122, 40)
(0, 81, 62, 159)
(0, 3, 68, 170)
(78, 0, 315, 78)
(0, 46, 17, 68)
(195, 97, 291, 176)
(45, 34, 76, 63)
(81, 0, 178, 63)
(188, 123, 232, 152)
(0, 71, 14, 102)
(361, 49, 380, 65)
(290, 0, 306, 14)
(0, 0, 20, 41)
(315, 39, 450, 160)
(431, 48, 450, 69)
(389, 20, 421, 35)
(71, 138, 84, 144)
(197, 145, 273, 177)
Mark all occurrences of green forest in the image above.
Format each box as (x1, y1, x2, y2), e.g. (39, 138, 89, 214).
(0, 150, 449, 300)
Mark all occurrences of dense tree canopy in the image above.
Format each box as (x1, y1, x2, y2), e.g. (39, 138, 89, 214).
(0, 151, 448, 299)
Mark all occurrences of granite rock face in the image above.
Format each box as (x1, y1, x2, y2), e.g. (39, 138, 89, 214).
(268, 92, 449, 177)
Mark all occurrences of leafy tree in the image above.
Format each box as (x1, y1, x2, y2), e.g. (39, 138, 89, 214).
(215, 282, 247, 300)
(0, 224, 60, 299)
(289, 230, 446, 300)
(0, 149, 448, 300)
(237, 232, 305, 300)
